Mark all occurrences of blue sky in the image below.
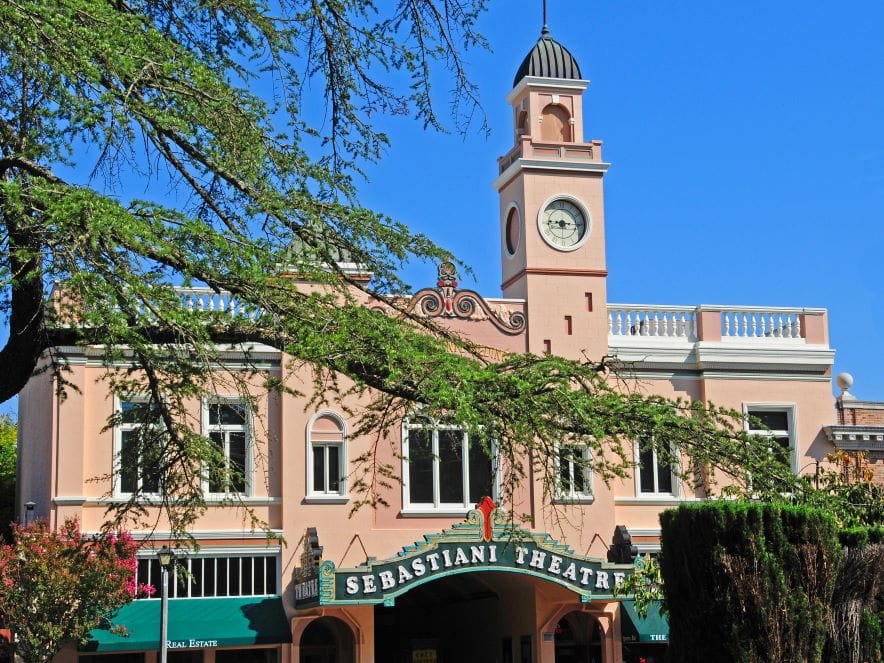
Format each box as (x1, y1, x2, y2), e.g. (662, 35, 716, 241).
(358, 0, 884, 399)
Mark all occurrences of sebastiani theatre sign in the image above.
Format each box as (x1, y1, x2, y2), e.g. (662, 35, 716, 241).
(295, 498, 634, 608)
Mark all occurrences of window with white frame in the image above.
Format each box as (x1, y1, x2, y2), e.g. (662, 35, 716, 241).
(205, 400, 251, 496)
(556, 443, 592, 501)
(403, 418, 496, 511)
(307, 412, 347, 498)
(745, 405, 795, 471)
(135, 553, 279, 599)
(636, 439, 676, 496)
(117, 399, 163, 496)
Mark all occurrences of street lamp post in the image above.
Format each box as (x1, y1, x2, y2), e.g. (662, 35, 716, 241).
(157, 546, 174, 663)
(23, 501, 35, 525)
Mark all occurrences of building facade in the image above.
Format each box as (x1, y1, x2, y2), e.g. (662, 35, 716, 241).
(17, 26, 839, 663)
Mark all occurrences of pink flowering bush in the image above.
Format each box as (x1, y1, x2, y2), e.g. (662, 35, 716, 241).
(0, 518, 153, 663)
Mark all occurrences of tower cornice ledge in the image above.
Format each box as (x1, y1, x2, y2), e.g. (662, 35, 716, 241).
(493, 158, 611, 191)
(506, 76, 589, 104)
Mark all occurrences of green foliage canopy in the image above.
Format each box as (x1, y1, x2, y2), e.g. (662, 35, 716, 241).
(0, 1, 798, 536)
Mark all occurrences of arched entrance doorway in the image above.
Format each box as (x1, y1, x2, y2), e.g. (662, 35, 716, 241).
(374, 571, 604, 663)
(299, 616, 355, 663)
(554, 611, 603, 663)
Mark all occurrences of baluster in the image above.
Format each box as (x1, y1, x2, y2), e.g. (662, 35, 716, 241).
(759, 314, 767, 337)
(627, 311, 635, 336)
(722, 312, 730, 337)
(650, 312, 659, 336)
(793, 314, 801, 339)
(782, 314, 791, 338)
(614, 311, 622, 335)
(750, 313, 757, 337)
(739, 313, 747, 337)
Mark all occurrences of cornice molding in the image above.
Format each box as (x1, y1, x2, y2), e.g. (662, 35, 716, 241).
(493, 158, 610, 192)
(506, 76, 590, 104)
(501, 267, 608, 291)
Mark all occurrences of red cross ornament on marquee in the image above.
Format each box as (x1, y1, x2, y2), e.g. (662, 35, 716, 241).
(475, 496, 497, 542)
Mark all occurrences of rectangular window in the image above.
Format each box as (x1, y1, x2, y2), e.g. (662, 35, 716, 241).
(556, 444, 592, 501)
(746, 406, 795, 470)
(205, 401, 251, 495)
(637, 440, 675, 496)
(135, 554, 279, 599)
(403, 420, 496, 510)
(80, 655, 146, 663)
(117, 399, 162, 495)
(216, 650, 278, 663)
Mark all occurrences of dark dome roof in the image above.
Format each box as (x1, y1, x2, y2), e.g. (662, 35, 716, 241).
(513, 27, 582, 87)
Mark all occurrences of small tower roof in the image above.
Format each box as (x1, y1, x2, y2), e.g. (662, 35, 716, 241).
(513, 27, 582, 87)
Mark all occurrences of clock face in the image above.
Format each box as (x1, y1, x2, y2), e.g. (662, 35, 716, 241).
(539, 198, 588, 250)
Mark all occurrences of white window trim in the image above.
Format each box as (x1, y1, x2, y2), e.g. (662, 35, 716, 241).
(401, 419, 500, 514)
(633, 439, 680, 498)
(202, 397, 254, 498)
(305, 410, 348, 501)
(113, 394, 163, 499)
(744, 403, 798, 474)
(554, 442, 594, 504)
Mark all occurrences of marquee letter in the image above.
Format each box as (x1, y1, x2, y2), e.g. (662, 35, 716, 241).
(426, 553, 441, 571)
(529, 549, 547, 569)
(489, 545, 498, 563)
(579, 567, 594, 585)
(398, 565, 414, 583)
(442, 549, 454, 568)
(613, 572, 626, 587)
(362, 575, 377, 593)
(412, 558, 426, 576)
(470, 546, 485, 564)
(595, 571, 609, 590)
(515, 547, 529, 565)
(454, 547, 470, 566)
(346, 576, 359, 595)
(548, 555, 562, 575)
(379, 571, 395, 590)
(562, 562, 578, 581)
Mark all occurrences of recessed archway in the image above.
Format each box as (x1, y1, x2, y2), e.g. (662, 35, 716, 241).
(554, 610, 604, 663)
(540, 104, 572, 142)
(299, 616, 355, 663)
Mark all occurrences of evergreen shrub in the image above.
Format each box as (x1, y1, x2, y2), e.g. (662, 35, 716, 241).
(660, 501, 841, 663)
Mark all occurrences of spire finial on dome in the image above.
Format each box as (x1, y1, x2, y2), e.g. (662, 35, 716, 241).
(541, 0, 550, 36)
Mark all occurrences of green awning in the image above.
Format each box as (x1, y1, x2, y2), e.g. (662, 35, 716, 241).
(620, 601, 669, 644)
(83, 597, 291, 652)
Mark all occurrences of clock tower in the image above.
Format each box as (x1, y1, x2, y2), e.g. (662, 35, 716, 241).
(494, 26, 610, 360)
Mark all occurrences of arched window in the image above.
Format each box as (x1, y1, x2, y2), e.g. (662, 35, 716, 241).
(540, 104, 572, 142)
(307, 412, 347, 500)
(516, 109, 528, 135)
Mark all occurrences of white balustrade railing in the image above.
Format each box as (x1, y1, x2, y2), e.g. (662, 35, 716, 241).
(176, 288, 263, 321)
(715, 306, 802, 340)
(609, 304, 817, 343)
(608, 305, 698, 341)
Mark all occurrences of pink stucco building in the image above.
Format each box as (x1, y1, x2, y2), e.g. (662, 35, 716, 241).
(17, 25, 839, 663)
